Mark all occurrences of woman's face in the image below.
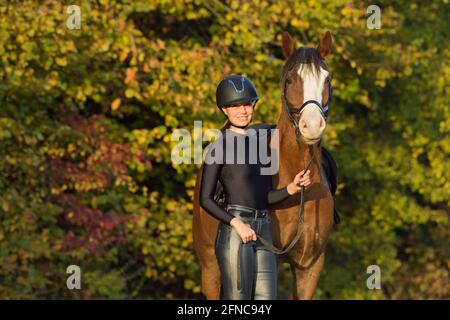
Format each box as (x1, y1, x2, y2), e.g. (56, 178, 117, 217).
(222, 102, 254, 127)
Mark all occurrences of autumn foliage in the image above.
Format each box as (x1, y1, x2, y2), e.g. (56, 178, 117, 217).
(0, 1, 448, 299)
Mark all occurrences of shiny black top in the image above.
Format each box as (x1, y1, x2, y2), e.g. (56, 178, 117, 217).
(199, 129, 290, 225)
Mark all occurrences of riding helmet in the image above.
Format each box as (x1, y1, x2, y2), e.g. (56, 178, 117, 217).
(215, 75, 259, 108)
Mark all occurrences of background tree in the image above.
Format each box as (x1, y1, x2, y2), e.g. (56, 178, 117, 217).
(0, 0, 447, 299)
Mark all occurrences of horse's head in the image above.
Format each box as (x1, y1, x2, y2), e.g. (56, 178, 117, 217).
(280, 31, 333, 145)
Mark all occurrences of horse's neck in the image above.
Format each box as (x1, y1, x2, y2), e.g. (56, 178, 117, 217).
(277, 120, 322, 179)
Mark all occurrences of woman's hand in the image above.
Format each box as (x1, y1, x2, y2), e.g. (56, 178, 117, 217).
(230, 218, 257, 243)
(287, 169, 312, 195)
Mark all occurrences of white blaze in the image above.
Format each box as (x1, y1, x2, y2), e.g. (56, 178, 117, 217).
(297, 63, 329, 106)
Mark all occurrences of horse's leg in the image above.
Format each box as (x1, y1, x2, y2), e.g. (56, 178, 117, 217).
(200, 247, 221, 300)
(290, 252, 325, 300)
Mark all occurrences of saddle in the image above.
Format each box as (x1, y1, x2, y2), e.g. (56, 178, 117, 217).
(213, 123, 341, 225)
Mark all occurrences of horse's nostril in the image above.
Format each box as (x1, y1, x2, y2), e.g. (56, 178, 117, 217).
(300, 119, 307, 129)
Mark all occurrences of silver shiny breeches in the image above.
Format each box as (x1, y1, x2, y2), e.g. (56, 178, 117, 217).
(215, 210, 277, 300)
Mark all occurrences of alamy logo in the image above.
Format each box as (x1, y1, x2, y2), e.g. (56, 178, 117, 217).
(367, 5, 381, 30)
(170, 121, 280, 175)
(66, 265, 81, 290)
(228, 77, 245, 93)
(66, 5, 81, 30)
(366, 265, 381, 290)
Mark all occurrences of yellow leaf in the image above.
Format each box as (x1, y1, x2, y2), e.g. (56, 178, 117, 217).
(125, 89, 135, 98)
(125, 68, 137, 84)
(67, 143, 76, 153)
(55, 57, 68, 66)
(111, 98, 121, 111)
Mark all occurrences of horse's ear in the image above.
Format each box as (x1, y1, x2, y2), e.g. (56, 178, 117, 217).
(317, 31, 333, 59)
(282, 32, 296, 59)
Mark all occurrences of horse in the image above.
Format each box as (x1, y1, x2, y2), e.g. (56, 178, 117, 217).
(192, 31, 335, 300)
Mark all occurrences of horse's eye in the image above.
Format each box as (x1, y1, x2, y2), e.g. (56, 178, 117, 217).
(286, 78, 293, 85)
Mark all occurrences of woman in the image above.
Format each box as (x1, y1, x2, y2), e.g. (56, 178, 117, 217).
(199, 74, 311, 300)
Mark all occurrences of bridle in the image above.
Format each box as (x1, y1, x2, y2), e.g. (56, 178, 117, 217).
(256, 60, 333, 260)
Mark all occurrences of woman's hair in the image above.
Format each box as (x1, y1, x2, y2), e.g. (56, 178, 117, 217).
(218, 106, 230, 134)
(220, 119, 231, 134)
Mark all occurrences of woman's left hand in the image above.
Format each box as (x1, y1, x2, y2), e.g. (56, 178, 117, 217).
(287, 169, 312, 195)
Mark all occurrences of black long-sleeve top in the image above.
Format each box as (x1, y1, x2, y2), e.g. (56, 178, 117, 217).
(199, 128, 291, 225)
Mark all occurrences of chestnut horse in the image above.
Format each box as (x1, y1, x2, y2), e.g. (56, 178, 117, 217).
(193, 31, 335, 300)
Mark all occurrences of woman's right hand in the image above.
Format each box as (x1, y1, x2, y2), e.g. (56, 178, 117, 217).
(230, 218, 257, 243)
(287, 169, 312, 195)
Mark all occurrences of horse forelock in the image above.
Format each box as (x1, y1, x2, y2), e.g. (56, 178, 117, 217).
(279, 47, 325, 91)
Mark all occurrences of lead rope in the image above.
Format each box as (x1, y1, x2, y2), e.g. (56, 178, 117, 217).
(256, 128, 319, 255)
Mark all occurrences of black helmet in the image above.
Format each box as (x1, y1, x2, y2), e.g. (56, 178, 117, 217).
(215, 75, 259, 108)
